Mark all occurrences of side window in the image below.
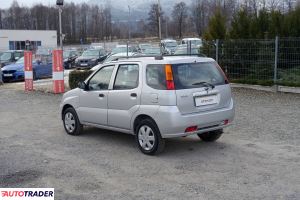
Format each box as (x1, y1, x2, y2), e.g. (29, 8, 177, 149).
(88, 66, 114, 91)
(114, 64, 139, 90)
(146, 65, 167, 90)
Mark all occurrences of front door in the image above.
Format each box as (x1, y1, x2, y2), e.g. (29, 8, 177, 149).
(77, 65, 115, 125)
(108, 64, 141, 130)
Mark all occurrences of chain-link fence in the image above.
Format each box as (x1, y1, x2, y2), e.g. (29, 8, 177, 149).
(201, 38, 300, 87)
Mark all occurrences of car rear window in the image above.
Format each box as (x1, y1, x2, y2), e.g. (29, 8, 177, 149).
(172, 62, 226, 90)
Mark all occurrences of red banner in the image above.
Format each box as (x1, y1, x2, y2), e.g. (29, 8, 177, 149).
(24, 51, 33, 91)
(52, 50, 64, 94)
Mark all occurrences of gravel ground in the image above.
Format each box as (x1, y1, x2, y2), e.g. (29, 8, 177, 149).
(0, 87, 299, 200)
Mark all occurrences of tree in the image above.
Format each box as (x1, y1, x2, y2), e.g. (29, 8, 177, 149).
(192, 0, 208, 37)
(204, 8, 227, 40)
(147, 3, 163, 37)
(172, 2, 188, 38)
(229, 9, 252, 39)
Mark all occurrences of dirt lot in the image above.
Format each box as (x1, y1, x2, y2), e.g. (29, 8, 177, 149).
(0, 87, 299, 200)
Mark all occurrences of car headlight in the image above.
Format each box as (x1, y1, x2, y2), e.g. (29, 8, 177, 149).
(91, 59, 97, 62)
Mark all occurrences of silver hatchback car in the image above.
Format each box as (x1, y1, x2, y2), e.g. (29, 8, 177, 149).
(60, 56, 235, 155)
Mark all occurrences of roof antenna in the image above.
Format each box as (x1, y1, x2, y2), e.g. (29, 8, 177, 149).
(155, 55, 164, 60)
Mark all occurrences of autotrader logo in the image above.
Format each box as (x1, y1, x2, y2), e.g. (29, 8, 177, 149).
(0, 188, 54, 200)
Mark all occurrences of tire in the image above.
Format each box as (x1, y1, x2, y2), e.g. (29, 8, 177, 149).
(198, 129, 223, 142)
(63, 107, 83, 136)
(135, 119, 165, 155)
(33, 71, 37, 80)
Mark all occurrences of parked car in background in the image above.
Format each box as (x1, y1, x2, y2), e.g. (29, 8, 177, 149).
(60, 56, 234, 155)
(181, 38, 203, 48)
(91, 52, 137, 71)
(138, 43, 152, 52)
(111, 45, 138, 54)
(140, 47, 161, 56)
(75, 48, 107, 68)
(161, 39, 178, 55)
(174, 45, 203, 56)
(0, 50, 24, 68)
(64, 50, 79, 69)
(1, 57, 52, 82)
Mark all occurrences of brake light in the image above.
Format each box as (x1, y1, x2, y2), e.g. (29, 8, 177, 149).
(185, 126, 198, 133)
(223, 120, 229, 125)
(165, 64, 175, 90)
(216, 63, 229, 84)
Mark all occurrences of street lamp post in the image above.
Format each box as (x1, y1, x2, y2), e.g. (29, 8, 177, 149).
(158, 0, 162, 54)
(127, 5, 131, 57)
(56, 0, 64, 50)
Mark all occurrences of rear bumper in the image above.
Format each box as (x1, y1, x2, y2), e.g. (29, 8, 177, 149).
(155, 98, 235, 138)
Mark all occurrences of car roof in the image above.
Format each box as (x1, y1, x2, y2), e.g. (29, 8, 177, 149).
(3, 50, 24, 53)
(162, 39, 176, 42)
(106, 56, 214, 65)
(182, 38, 201, 40)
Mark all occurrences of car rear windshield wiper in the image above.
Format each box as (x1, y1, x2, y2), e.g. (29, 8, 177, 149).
(192, 81, 215, 89)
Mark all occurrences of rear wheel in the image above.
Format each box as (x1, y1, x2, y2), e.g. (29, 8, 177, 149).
(63, 107, 83, 136)
(135, 119, 165, 155)
(198, 129, 223, 142)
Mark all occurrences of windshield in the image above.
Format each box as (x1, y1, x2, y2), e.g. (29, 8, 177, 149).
(140, 44, 151, 49)
(16, 57, 24, 64)
(174, 48, 199, 55)
(165, 42, 177, 48)
(105, 55, 118, 62)
(191, 40, 202, 46)
(112, 47, 134, 54)
(82, 50, 99, 57)
(0, 52, 12, 61)
(63, 51, 71, 58)
(144, 48, 161, 54)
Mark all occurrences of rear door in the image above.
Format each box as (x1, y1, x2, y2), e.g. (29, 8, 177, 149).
(173, 62, 231, 115)
(107, 63, 141, 130)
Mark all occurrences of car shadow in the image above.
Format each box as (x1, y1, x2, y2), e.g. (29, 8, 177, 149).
(79, 126, 230, 156)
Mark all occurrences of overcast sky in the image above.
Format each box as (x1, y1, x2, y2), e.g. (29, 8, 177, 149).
(0, 0, 89, 8)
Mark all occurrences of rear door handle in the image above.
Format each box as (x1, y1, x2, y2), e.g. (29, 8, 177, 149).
(99, 93, 105, 97)
(130, 93, 137, 97)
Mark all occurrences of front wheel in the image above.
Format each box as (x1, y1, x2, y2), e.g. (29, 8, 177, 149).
(198, 129, 223, 142)
(63, 107, 83, 136)
(135, 119, 165, 155)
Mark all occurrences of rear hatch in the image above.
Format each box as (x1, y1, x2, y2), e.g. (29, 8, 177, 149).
(172, 62, 231, 115)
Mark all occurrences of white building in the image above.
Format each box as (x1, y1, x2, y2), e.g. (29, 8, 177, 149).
(0, 30, 57, 51)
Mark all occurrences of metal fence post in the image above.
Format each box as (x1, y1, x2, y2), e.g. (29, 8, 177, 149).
(274, 36, 279, 92)
(216, 39, 219, 62)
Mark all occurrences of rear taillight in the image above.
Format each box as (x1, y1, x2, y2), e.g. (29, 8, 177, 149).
(165, 64, 175, 90)
(216, 63, 229, 84)
(185, 126, 198, 133)
(223, 120, 229, 125)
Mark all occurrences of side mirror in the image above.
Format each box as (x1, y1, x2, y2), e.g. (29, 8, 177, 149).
(78, 81, 88, 90)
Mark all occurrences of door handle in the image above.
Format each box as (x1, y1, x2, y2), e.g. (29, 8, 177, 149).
(99, 93, 105, 97)
(130, 93, 137, 97)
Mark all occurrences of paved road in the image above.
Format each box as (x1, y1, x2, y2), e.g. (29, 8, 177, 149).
(0, 88, 299, 200)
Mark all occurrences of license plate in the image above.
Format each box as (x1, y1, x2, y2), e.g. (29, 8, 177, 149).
(195, 95, 218, 107)
(3, 74, 13, 77)
(80, 63, 88, 66)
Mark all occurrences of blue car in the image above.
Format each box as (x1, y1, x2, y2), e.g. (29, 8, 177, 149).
(1, 57, 52, 82)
